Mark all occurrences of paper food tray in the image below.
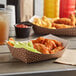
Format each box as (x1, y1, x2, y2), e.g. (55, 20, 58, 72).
(8, 34, 68, 63)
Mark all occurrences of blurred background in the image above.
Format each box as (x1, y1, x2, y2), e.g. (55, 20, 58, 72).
(0, 0, 75, 23)
(0, 0, 75, 38)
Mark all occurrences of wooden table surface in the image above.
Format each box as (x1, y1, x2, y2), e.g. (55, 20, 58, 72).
(0, 34, 76, 76)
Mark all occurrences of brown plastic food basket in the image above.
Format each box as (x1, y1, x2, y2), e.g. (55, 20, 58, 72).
(29, 15, 76, 36)
(33, 24, 76, 36)
(8, 35, 68, 63)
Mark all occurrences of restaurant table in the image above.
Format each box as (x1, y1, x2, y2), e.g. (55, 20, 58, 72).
(0, 34, 76, 76)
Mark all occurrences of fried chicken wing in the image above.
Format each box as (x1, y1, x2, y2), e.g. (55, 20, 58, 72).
(44, 39, 57, 50)
(32, 37, 45, 44)
(52, 40, 62, 46)
(36, 37, 45, 44)
(34, 43, 50, 54)
(44, 39, 54, 50)
(32, 37, 64, 54)
(50, 46, 64, 54)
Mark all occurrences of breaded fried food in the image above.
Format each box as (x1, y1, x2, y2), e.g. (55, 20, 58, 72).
(52, 23, 73, 29)
(50, 17, 59, 23)
(33, 15, 75, 29)
(69, 14, 75, 27)
(32, 37, 45, 44)
(44, 39, 56, 50)
(52, 40, 62, 46)
(54, 14, 75, 27)
(32, 37, 64, 54)
(54, 18, 71, 25)
(75, 18, 76, 25)
(34, 43, 50, 54)
(50, 46, 64, 54)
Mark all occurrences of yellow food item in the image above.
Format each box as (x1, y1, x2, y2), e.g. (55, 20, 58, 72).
(33, 15, 75, 29)
(33, 16, 52, 29)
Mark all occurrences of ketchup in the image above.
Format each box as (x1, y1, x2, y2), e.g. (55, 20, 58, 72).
(60, 0, 75, 18)
(16, 24, 29, 28)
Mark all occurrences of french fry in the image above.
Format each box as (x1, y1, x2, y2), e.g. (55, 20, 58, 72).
(42, 16, 48, 22)
(33, 16, 75, 29)
(33, 18, 42, 26)
(41, 19, 47, 27)
(42, 16, 52, 27)
(49, 27, 56, 29)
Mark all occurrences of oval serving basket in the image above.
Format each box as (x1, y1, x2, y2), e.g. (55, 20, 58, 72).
(33, 24, 76, 36)
(8, 34, 68, 63)
(29, 15, 76, 36)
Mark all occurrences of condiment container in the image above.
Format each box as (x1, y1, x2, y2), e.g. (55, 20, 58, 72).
(60, 0, 75, 18)
(44, 0, 60, 18)
(15, 21, 32, 38)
